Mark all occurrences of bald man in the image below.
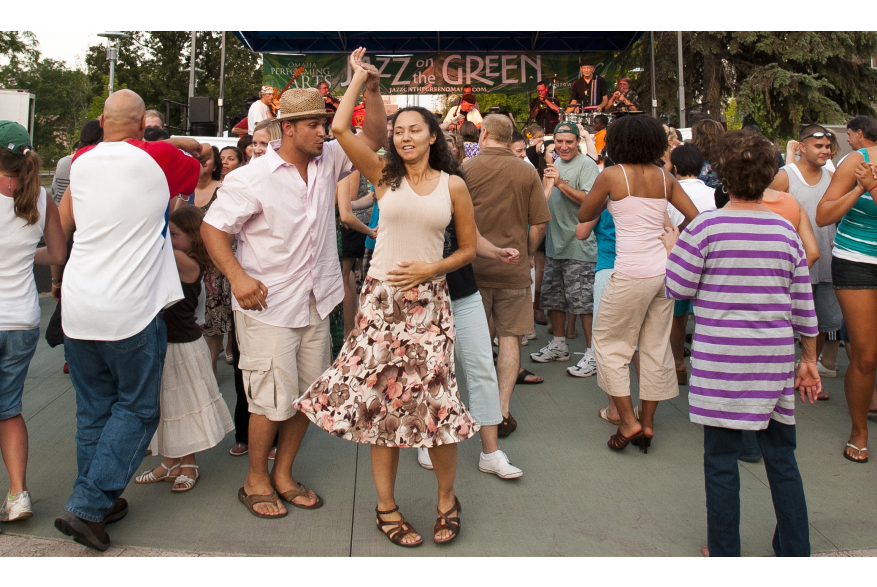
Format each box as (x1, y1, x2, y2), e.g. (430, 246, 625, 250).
(53, 89, 202, 551)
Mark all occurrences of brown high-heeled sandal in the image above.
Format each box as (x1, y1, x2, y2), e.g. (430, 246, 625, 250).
(608, 427, 646, 452)
(375, 505, 423, 547)
(434, 496, 462, 544)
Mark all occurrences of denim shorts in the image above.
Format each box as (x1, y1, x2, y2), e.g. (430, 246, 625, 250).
(831, 255, 877, 289)
(0, 328, 40, 419)
(812, 283, 843, 332)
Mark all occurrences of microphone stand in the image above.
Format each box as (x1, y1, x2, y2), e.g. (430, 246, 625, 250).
(524, 75, 535, 128)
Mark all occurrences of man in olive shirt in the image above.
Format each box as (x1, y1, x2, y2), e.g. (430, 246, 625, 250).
(462, 114, 551, 436)
(531, 121, 600, 379)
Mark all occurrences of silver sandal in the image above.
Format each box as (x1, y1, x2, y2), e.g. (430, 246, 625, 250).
(134, 460, 181, 484)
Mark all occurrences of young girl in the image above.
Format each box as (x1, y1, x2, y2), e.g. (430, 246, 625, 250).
(135, 207, 234, 492)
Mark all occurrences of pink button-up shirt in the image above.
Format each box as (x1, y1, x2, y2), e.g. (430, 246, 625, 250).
(203, 139, 353, 328)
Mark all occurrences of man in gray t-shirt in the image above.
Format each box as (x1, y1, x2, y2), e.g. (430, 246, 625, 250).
(530, 121, 601, 379)
(769, 124, 841, 392)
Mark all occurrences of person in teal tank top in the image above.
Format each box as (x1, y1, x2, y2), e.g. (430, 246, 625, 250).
(816, 138, 877, 464)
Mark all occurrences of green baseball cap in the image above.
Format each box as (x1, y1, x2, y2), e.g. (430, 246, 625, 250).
(0, 121, 32, 156)
(553, 121, 580, 137)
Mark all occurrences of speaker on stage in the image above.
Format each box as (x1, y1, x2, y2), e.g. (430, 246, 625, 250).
(189, 96, 215, 123)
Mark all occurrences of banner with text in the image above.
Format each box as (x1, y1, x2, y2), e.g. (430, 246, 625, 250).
(263, 52, 621, 96)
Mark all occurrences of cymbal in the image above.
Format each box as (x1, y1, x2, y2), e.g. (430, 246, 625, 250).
(542, 74, 564, 82)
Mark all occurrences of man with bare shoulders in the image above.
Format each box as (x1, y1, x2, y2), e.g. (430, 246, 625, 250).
(53, 90, 201, 551)
(201, 78, 386, 519)
(770, 125, 840, 391)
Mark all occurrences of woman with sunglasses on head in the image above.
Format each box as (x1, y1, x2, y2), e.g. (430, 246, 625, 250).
(816, 125, 877, 464)
(294, 49, 479, 547)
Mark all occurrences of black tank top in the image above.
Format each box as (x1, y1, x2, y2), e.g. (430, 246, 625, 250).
(163, 267, 204, 344)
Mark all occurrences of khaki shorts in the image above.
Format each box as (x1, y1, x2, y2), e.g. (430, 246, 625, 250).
(592, 272, 678, 401)
(234, 298, 331, 422)
(479, 286, 533, 337)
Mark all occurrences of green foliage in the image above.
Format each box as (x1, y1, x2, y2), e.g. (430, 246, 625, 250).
(83, 32, 262, 132)
(616, 31, 877, 140)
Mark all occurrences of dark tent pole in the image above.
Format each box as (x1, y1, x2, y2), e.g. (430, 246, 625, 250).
(649, 32, 657, 119)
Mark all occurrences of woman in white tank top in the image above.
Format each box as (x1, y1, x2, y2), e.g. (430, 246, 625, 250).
(294, 49, 479, 547)
(0, 122, 67, 522)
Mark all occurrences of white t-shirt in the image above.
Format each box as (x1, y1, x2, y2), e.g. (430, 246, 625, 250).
(62, 140, 200, 341)
(248, 100, 270, 135)
(668, 178, 717, 226)
(0, 188, 47, 330)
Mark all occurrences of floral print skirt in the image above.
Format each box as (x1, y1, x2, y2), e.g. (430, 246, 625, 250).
(294, 277, 480, 448)
(202, 272, 231, 337)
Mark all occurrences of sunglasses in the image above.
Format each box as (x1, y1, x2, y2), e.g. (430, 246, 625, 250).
(801, 131, 832, 140)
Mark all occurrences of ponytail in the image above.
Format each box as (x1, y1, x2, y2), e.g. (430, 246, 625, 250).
(0, 148, 43, 226)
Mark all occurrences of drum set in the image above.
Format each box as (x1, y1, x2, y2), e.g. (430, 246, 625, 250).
(563, 107, 644, 132)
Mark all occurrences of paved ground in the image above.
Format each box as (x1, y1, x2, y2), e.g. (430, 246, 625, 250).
(0, 297, 875, 556)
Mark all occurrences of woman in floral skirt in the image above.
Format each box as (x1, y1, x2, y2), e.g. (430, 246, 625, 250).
(294, 48, 479, 547)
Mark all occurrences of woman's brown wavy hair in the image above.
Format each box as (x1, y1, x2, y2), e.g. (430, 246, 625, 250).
(0, 148, 43, 226)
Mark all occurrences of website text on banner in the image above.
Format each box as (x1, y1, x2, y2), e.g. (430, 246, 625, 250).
(263, 52, 621, 95)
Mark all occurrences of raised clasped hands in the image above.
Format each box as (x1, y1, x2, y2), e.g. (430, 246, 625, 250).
(853, 160, 877, 192)
(349, 47, 380, 90)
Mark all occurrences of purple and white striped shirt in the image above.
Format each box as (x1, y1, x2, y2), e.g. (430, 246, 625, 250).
(665, 210, 818, 430)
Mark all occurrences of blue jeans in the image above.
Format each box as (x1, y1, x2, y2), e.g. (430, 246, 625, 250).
(703, 419, 810, 557)
(63, 314, 167, 522)
(451, 292, 502, 426)
(0, 328, 40, 420)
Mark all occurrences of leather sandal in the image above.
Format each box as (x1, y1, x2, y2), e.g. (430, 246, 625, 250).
(375, 505, 422, 547)
(434, 496, 462, 544)
(608, 427, 646, 452)
(277, 481, 323, 509)
(237, 487, 288, 519)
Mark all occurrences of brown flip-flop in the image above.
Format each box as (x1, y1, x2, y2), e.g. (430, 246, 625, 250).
(277, 482, 324, 510)
(238, 487, 288, 519)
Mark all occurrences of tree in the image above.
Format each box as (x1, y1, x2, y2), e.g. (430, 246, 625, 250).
(617, 32, 877, 140)
(84, 32, 262, 133)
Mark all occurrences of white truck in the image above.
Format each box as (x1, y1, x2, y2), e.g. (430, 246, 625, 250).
(0, 89, 36, 141)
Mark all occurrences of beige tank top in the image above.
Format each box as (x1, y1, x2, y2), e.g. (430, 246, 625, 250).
(368, 171, 453, 282)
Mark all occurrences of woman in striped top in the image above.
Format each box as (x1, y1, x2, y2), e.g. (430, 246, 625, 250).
(816, 144, 877, 463)
(665, 130, 822, 557)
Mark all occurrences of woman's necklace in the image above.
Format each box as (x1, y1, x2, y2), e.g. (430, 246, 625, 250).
(0, 174, 15, 194)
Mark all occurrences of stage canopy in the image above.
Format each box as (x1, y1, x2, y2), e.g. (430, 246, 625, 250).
(234, 31, 643, 55)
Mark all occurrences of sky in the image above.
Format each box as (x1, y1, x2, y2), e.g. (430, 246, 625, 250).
(31, 31, 103, 68)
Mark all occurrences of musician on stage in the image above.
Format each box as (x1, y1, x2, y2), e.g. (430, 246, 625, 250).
(566, 62, 608, 113)
(443, 91, 483, 130)
(318, 81, 340, 113)
(529, 81, 561, 134)
(605, 76, 641, 114)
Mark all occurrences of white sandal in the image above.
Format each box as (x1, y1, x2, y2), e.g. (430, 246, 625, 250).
(172, 464, 200, 492)
(135, 460, 181, 484)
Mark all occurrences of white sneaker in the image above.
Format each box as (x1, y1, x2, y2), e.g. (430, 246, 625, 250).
(417, 447, 433, 470)
(520, 336, 528, 346)
(567, 352, 597, 377)
(816, 356, 837, 378)
(479, 450, 523, 479)
(530, 340, 570, 363)
(0, 491, 33, 522)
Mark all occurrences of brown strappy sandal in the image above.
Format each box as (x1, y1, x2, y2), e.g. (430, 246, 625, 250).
(433, 496, 462, 544)
(277, 481, 324, 509)
(375, 505, 423, 548)
(238, 487, 288, 519)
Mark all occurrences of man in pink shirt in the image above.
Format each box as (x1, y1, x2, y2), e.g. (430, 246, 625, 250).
(202, 79, 386, 519)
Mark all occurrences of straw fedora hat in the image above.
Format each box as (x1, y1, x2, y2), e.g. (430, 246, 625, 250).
(275, 88, 334, 122)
